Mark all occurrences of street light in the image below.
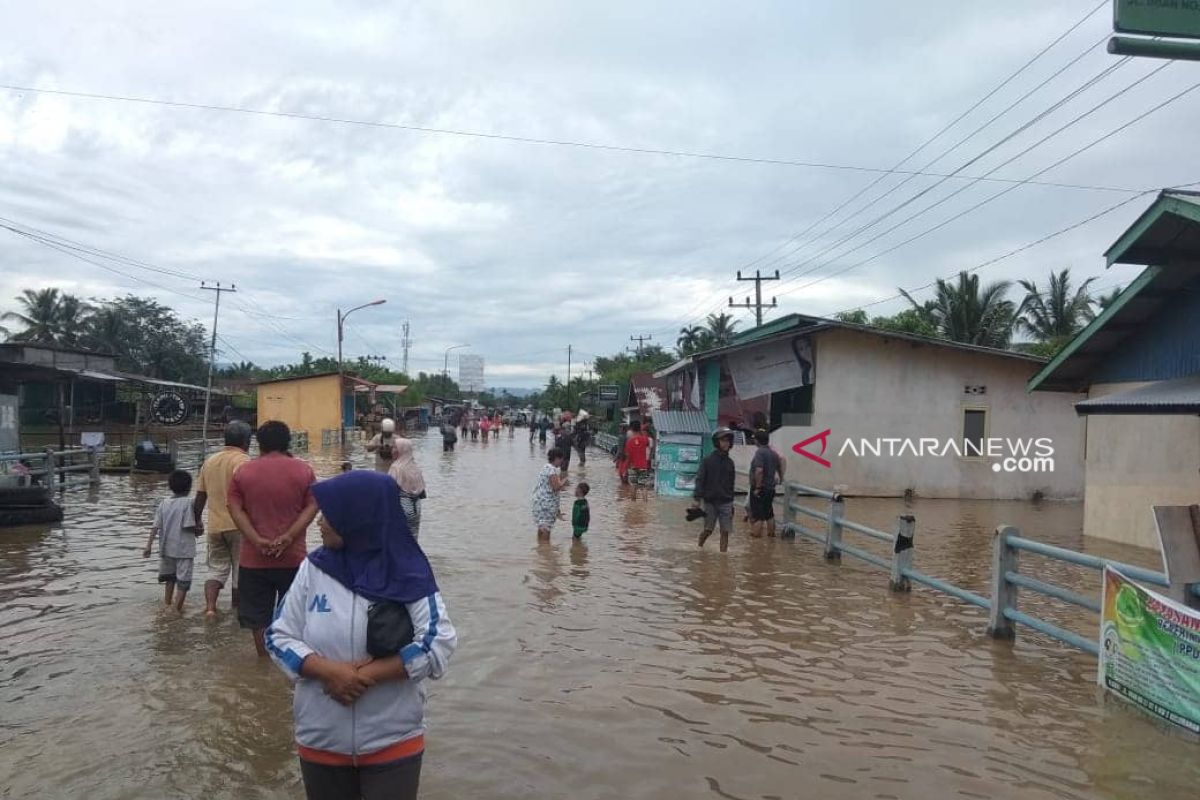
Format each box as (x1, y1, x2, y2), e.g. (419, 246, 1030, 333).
(337, 299, 386, 444)
(443, 344, 469, 400)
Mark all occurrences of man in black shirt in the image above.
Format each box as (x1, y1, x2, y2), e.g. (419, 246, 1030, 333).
(692, 428, 736, 552)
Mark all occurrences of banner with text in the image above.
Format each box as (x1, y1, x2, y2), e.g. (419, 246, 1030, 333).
(1099, 567, 1200, 734)
(726, 336, 814, 400)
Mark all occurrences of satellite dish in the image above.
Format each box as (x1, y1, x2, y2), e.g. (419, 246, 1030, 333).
(151, 392, 189, 426)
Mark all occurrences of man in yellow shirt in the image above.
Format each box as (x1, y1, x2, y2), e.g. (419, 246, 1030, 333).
(194, 421, 252, 618)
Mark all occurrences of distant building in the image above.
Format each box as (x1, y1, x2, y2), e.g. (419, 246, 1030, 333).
(656, 313, 1086, 501)
(458, 354, 485, 393)
(1029, 190, 1200, 548)
(255, 372, 376, 446)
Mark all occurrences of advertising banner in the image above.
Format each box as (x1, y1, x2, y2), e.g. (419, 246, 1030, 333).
(726, 336, 813, 399)
(1099, 567, 1200, 734)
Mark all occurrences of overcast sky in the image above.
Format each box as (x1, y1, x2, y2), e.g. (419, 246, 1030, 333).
(1, 1, 1196, 387)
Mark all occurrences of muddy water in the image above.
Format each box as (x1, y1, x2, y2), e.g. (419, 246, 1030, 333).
(1, 431, 1197, 799)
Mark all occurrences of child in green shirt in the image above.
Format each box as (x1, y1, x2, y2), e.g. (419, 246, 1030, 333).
(572, 482, 590, 538)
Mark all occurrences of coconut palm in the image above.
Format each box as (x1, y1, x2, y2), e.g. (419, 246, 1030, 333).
(83, 303, 129, 357)
(900, 271, 1015, 348)
(676, 324, 707, 355)
(1096, 286, 1123, 312)
(54, 294, 93, 347)
(3, 288, 66, 343)
(705, 312, 739, 347)
(1016, 269, 1096, 343)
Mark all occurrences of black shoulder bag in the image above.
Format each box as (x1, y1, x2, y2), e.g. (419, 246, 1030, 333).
(366, 600, 415, 658)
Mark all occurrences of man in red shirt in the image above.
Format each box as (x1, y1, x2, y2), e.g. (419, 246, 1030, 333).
(228, 420, 317, 656)
(625, 421, 652, 500)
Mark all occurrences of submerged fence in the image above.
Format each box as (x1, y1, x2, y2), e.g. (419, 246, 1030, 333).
(782, 482, 1195, 657)
(0, 448, 101, 489)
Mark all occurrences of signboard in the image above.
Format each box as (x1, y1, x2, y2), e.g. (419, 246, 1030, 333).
(598, 384, 620, 402)
(0, 394, 17, 453)
(1099, 567, 1200, 734)
(458, 354, 485, 393)
(726, 336, 813, 399)
(1115, 0, 1200, 40)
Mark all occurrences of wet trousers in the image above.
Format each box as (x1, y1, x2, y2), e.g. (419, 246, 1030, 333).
(300, 754, 422, 800)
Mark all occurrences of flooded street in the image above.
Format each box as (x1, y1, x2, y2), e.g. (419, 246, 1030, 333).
(2, 431, 1198, 800)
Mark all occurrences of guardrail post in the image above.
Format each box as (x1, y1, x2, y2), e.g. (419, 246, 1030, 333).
(88, 448, 100, 486)
(782, 483, 797, 540)
(987, 524, 1020, 640)
(890, 515, 915, 592)
(43, 446, 58, 486)
(824, 492, 844, 561)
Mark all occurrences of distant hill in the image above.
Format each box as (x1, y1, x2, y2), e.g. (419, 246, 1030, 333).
(492, 387, 536, 398)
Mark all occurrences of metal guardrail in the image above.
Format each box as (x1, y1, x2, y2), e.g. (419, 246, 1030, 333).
(782, 482, 1181, 658)
(0, 447, 101, 489)
(593, 432, 619, 453)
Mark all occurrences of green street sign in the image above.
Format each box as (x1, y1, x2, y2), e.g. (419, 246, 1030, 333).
(1115, 0, 1200, 40)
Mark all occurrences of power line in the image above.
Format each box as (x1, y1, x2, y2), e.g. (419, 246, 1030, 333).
(733, 0, 1111, 277)
(0, 82, 1142, 194)
(774, 66, 1194, 303)
(770, 55, 1139, 294)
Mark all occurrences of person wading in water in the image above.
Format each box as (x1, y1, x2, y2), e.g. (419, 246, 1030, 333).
(194, 420, 252, 618)
(693, 428, 736, 553)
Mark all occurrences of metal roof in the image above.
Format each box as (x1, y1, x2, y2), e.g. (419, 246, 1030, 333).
(1075, 374, 1200, 416)
(1030, 191, 1200, 393)
(1105, 191, 1200, 267)
(657, 313, 1043, 379)
(650, 409, 710, 434)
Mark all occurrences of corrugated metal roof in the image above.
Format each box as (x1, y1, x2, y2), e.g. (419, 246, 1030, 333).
(650, 410, 710, 434)
(1075, 374, 1200, 416)
(1105, 190, 1200, 267)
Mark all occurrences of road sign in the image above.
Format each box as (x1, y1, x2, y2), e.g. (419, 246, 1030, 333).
(1115, 0, 1200, 40)
(598, 384, 620, 402)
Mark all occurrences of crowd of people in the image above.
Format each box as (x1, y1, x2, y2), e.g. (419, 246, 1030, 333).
(142, 419, 454, 800)
(139, 410, 786, 798)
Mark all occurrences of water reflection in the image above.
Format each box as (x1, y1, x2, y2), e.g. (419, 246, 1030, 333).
(0, 430, 1197, 799)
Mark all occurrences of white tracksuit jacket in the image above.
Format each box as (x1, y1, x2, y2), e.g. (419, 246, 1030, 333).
(266, 559, 457, 756)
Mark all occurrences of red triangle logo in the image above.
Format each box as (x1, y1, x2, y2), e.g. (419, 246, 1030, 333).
(793, 429, 832, 468)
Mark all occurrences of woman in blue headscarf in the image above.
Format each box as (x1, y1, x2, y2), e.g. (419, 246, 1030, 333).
(266, 470, 457, 800)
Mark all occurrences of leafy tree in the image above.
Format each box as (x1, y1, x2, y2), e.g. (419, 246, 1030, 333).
(900, 271, 1015, 348)
(871, 308, 940, 338)
(1096, 286, 1123, 312)
(1016, 269, 1095, 344)
(834, 310, 868, 324)
(3, 288, 91, 344)
(705, 312, 739, 347)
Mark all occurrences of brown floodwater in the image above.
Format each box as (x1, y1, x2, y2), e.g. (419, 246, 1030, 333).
(1, 431, 1197, 799)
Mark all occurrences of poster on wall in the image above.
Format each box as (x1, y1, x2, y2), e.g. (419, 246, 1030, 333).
(1098, 567, 1200, 734)
(726, 336, 814, 399)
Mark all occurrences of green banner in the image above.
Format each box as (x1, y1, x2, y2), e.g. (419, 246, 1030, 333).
(1099, 567, 1200, 733)
(1115, 0, 1200, 40)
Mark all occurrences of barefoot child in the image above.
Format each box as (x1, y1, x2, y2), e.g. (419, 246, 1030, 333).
(572, 482, 590, 539)
(143, 469, 201, 612)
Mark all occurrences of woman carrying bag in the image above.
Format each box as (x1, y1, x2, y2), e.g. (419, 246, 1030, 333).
(266, 471, 457, 800)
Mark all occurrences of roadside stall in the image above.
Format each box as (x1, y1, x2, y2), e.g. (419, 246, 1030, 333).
(649, 410, 709, 497)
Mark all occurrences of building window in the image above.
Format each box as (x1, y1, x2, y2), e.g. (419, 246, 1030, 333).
(962, 407, 987, 457)
(770, 384, 814, 430)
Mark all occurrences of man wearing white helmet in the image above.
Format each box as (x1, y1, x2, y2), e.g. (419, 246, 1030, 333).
(366, 418, 400, 472)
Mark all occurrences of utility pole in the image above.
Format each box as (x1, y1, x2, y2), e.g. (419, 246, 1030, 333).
(566, 344, 572, 412)
(401, 321, 412, 375)
(200, 281, 237, 455)
(729, 269, 780, 328)
(337, 300, 387, 445)
(630, 334, 653, 358)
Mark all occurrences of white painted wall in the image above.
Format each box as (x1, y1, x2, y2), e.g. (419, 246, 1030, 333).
(1082, 381, 1200, 549)
(737, 329, 1086, 500)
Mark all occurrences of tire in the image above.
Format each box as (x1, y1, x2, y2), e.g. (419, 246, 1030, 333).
(0, 503, 64, 527)
(0, 487, 52, 508)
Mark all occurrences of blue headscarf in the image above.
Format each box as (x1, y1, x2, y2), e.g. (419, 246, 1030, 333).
(308, 470, 438, 604)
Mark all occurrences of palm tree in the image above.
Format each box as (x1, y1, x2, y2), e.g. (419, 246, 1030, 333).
(3, 288, 65, 343)
(705, 312, 739, 347)
(1016, 269, 1095, 343)
(83, 303, 129, 358)
(1096, 286, 1123, 312)
(676, 324, 706, 355)
(900, 271, 1015, 348)
(54, 294, 93, 347)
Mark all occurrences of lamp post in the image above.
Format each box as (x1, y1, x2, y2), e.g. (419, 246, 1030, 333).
(337, 299, 386, 444)
(443, 344, 469, 400)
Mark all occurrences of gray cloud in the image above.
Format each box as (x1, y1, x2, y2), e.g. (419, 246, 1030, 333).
(1, 1, 1195, 386)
